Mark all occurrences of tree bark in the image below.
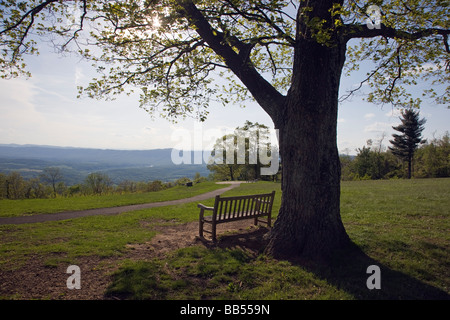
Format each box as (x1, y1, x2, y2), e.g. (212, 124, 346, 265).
(266, 28, 351, 261)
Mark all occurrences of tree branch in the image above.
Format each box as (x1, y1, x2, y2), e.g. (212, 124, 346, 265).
(339, 60, 388, 103)
(343, 23, 450, 42)
(176, 0, 285, 120)
(220, 0, 295, 45)
(444, 34, 450, 53)
(1, 0, 58, 62)
(386, 44, 403, 102)
(60, 0, 88, 51)
(0, 0, 60, 36)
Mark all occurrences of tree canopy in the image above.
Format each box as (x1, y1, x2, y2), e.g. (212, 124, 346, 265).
(207, 121, 278, 181)
(1, 0, 449, 120)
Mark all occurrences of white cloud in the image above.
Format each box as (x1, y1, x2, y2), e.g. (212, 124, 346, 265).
(75, 66, 85, 86)
(35, 85, 74, 104)
(385, 108, 403, 118)
(364, 122, 392, 133)
(0, 78, 36, 111)
(364, 113, 375, 119)
(0, 78, 46, 143)
(0, 77, 140, 148)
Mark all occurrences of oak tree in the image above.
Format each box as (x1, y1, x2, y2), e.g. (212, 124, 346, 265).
(1, 0, 448, 261)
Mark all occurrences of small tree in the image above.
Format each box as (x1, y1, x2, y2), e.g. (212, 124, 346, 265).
(85, 172, 112, 195)
(207, 133, 244, 181)
(0, 173, 7, 199)
(175, 177, 192, 186)
(147, 180, 165, 191)
(5, 172, 26, 199)
(40, 167, 63, 195)
(389, 109, 426, 179)
(351, 141, 400, 180)
(415, 132, 450, 178)
(237, 121, 275, 181)
(207, 121, 275, 181)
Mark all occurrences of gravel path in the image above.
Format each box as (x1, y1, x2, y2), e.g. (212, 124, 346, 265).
(0, 182, 241, 225)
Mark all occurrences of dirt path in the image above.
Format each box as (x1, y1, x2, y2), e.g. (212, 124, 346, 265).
(0, 182, 241, 225)
(0, 218, 269, 300)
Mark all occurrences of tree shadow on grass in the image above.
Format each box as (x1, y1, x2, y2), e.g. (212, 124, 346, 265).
(203, 226, 271, 258)
(214, 228, 449, 300)
(304, 242, 449, 300)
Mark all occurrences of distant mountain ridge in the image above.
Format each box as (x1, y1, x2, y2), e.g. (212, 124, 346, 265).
(0, 144, 177, 166)
(0, 144, 210, 184)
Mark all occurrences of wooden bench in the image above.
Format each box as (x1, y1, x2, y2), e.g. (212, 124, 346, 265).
(197, 191, 275, 242)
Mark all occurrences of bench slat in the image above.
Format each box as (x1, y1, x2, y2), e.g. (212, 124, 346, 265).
(218, 199, 224, 221)
(222, 199, 228, 221)
(245, 198, 252, 217)
(232, 199, 238, 219)
(236, 198, 242, 218)
(244, 198, 250, 217)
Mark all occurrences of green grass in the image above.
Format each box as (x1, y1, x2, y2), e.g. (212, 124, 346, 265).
(340, 178, 450, 297)
(0, 179, 449, 299)
(0, 181, 226, 217)
(0, 212, 158, 268)
(105, 247, 351, 300)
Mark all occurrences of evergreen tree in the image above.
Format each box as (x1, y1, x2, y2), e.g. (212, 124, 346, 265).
(389, 109, 427, 179)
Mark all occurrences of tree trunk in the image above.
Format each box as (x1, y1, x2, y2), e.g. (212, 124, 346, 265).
(407, 154, 412, 179)
(229, 165, 234, 181)
(266, 32, 351, 261)
(181, 0, 352, 262)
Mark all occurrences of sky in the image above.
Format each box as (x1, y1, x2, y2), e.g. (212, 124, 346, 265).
(0, 42, 448, 155)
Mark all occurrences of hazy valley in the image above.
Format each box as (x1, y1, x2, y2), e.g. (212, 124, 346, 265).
(0, 144, 209, 185)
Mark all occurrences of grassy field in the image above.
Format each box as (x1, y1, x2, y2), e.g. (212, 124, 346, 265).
(0, 181, 226, 217)
(0, 179, 448, 300)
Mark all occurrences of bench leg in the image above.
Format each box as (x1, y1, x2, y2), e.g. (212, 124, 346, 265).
(199, 220, 204, 239)
(199, 209, 204, 239)
(254, 217, 258, 226)
(212, 223, 217, 242)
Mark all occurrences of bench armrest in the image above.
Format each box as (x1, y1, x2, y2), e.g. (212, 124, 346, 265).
(198, 203, 214, 210)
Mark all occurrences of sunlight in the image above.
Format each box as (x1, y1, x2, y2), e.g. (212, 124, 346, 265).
(152, 15, 161, 28)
